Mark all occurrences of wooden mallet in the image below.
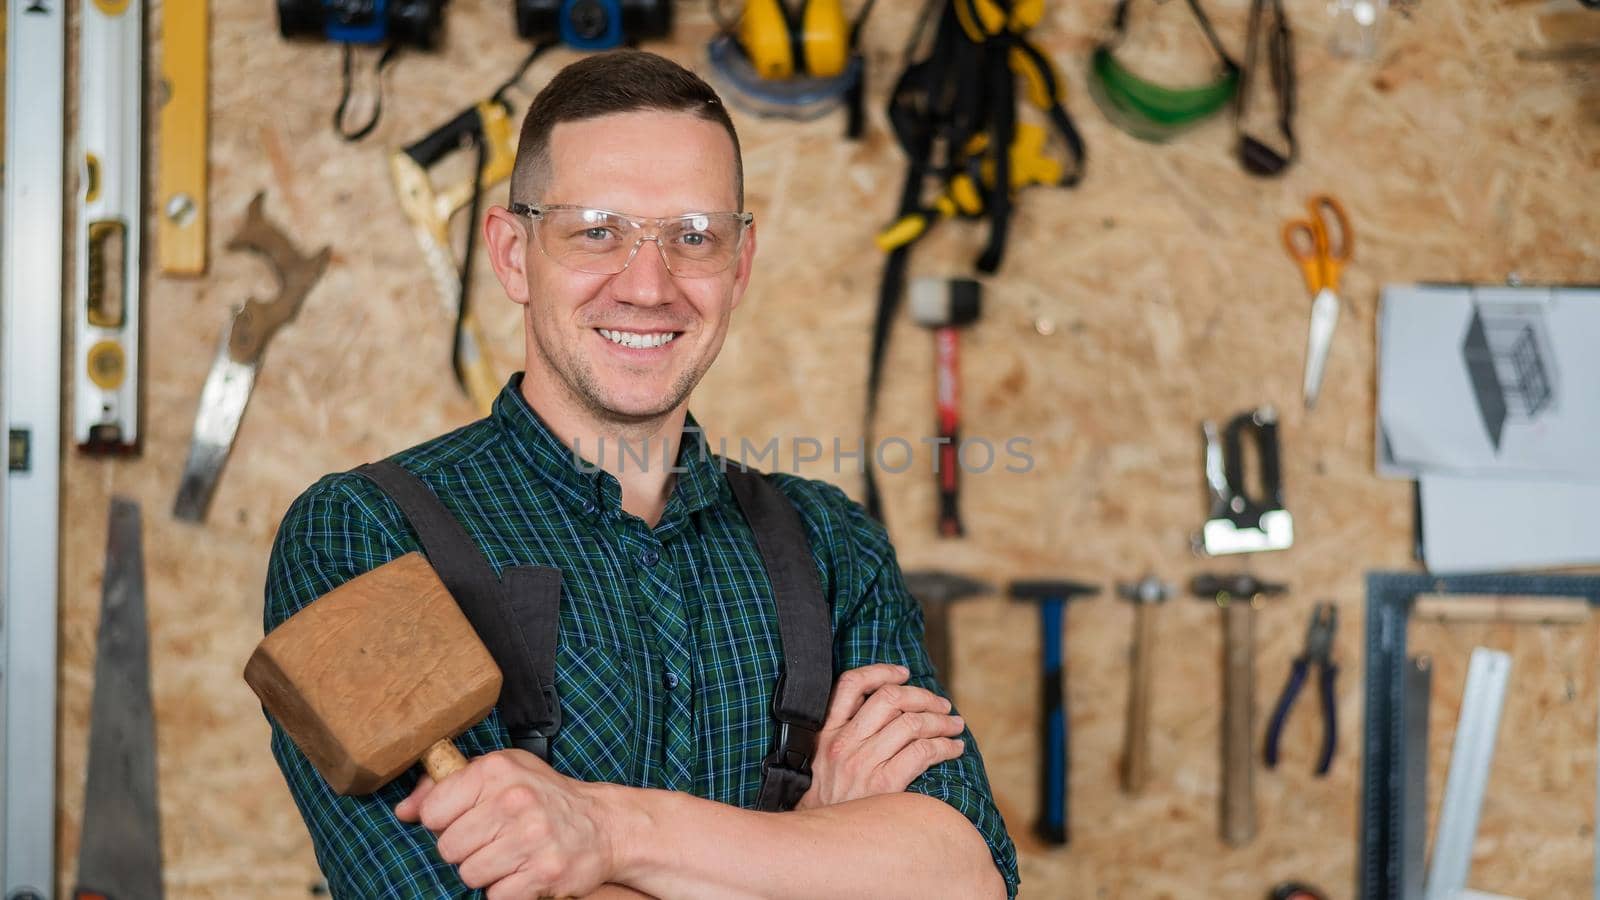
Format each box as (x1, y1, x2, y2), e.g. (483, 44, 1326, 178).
(245, 552, 501, 795)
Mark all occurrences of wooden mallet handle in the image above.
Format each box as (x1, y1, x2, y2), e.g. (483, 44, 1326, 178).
(421, 739, 468, 783)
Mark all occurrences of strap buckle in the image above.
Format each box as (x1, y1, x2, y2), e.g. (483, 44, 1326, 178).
(509, 684, 562, 762)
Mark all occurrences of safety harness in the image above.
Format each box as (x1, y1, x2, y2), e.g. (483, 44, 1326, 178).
(863, 0, 1086, 520)
(354, 460, 833, 812)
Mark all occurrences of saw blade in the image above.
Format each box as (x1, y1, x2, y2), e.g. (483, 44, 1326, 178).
(172, 322, 257, 522)
(75, 497, 163, 899)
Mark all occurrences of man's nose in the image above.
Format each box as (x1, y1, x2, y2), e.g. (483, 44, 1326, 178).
(613, 237, 675, 305)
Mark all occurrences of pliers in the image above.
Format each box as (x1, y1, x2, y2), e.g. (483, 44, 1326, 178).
(1264, 603, 1338, 776)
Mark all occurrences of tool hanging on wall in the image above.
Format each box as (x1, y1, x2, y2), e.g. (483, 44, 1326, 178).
(1263, 602, 1338, 776)
(1116, 574, 1172, 795)
(1088, 0, 1240, 143)
(1192, 572, 1287, 847)
(173, 194, 331, 522)
(73, 0, 144, 454)
(390, 44, 555, 416)
(1234, 0, 1297, 175)
(159, 0, 208, 274)
(1424, 647, 1512, 900)
(1357, 572, 1600, 900)
(75, 499, 164, 900)
(277, 0, 446, 140)
(863, 0, 1087, 522)
(1282, 195, 1353, 410)
(1198, 406, 1293, 555)
(2, 0, 67, 892)
(1010, 578, 1099, 846)
(706, 0, 873, 134)
(904, 570, 990, 688)
(517, 0, 671, 48)
(909, 278, 980, 537)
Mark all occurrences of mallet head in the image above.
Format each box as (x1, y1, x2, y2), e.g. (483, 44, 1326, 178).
(245, 552, 502, 795)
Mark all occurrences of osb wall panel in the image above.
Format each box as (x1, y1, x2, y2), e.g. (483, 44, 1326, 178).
(47, 0, 1600, 896)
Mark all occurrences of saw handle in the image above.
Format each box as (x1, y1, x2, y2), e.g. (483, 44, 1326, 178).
(421, 739, 468, 783)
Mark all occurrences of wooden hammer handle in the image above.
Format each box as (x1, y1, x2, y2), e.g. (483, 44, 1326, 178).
(1221, 602, 1257, 847)
(421, 739, 468, 783)
(1121, 602, 1156, 794)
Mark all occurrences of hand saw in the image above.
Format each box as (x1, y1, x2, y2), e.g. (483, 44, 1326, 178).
(73, 0, 143, 453)
(74, 498, 163, 900)
(390, 98, 515, 416)
(173, 194, 330, 522)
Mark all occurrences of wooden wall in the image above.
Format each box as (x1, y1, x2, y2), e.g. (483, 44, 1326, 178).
(47, 0, 1600, 896)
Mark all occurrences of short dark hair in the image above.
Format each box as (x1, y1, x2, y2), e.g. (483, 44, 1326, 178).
(509, 50, 743, 209)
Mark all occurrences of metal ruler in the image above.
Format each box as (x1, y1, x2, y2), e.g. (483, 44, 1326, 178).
(1359, 572, 1600, 900)
(157, 0, 207, 275)
(73, 0, 143, 452)
(1425, 647, 1512, 900)
(76, 499, 163, 899)
(2, 0, 67, 893)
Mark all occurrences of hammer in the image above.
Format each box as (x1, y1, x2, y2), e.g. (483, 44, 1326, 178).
(1191, 571, 1288, 847)
(903, 570, 991, 690)
(1116, 574, 1173, 795)
(1010, 578, 1099, 845)
(910, 277, 981, 538)
(245, 552, 502, 795)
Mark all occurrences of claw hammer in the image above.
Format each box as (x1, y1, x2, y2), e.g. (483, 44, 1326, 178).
(1191, 572, 1288, 847)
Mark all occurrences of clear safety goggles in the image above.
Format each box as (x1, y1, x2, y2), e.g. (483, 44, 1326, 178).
(510, 203, 754, 278)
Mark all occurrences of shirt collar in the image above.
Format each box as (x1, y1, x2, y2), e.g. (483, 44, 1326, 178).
(492, 374, 731, 520)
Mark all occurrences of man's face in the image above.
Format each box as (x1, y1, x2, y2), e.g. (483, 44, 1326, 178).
(509, 110, 754, 425)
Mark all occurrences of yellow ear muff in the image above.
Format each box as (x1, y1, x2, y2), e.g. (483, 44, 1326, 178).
(740, 0, 797, 79)
(800, 0, 850, 78)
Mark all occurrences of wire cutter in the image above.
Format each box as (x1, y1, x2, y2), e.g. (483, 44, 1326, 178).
(1264, 602, 1338, 775)
(1281, 194, 1353, 410)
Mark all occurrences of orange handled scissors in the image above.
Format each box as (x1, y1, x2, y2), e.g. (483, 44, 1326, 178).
(1281, 195, 1353, 409)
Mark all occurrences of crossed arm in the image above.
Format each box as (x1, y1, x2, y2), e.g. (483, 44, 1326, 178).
(395, 664, 1007, 899)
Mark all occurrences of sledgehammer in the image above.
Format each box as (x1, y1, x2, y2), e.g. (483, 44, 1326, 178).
(910, 277, 981, 538)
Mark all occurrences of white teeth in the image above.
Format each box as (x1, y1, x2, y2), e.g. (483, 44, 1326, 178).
(598, 329, 677, 349)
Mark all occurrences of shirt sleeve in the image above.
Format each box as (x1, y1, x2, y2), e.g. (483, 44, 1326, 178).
(262, 474, 504, 898)
(825, 496, 1022, 899)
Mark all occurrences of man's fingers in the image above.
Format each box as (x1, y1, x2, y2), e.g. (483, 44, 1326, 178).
(823, 664, 909, 730)
(859, 711, 965, 768)
(394, 774, 436, 823)
(877, 737, 967, 791)
(434, 799, 508, 866)
(454, 831, 523, 890)
(838, 684, 954, 747)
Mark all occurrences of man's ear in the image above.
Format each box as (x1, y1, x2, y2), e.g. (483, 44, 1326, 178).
(483, 206, 532, 306)
(728, 220, 758, 311)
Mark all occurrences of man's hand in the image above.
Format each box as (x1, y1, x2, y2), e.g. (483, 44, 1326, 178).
(395, 749, 618, 898)
(796, 663, 966, 810)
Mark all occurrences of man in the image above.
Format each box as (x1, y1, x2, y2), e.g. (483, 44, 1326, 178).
(263, 50, 1018, 898)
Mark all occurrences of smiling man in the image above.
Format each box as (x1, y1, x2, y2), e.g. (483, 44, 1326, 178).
(262, 50, 1017, 899)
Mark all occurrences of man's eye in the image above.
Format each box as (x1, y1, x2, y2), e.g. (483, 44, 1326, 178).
(581, 227, 614, 240)
(681, 232, 708, 246)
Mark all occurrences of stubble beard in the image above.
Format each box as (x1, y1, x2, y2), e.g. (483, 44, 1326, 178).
(530, 321, 709, 427)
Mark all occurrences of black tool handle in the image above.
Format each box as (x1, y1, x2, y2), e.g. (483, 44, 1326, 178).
(1316, 662, 1338, 776)
(404, 105, 484, 169)
(1036, 599, 1068, 844)
(1264, 657, 1307, 769)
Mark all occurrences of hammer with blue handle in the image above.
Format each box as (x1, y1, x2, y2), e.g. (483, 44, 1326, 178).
(1010, 578, 1100, 845)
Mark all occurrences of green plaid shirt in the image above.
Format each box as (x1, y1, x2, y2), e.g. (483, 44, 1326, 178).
(263, 375, 1019, 898)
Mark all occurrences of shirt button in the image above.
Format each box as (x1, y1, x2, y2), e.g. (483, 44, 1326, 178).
(583, 502, 598, 516)
(639, 548, 660, 567)
(663, 671, 680, 690)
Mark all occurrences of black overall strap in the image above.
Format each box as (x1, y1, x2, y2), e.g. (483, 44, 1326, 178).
(726, 469, 833, 812)
(354, 461, 561, 760)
